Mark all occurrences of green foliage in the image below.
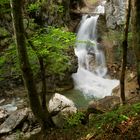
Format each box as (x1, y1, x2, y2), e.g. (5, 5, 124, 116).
(91, 111, 129, 130)
(128, 32, 132, 42)
(30, 26, 76, 75)
(120, 103, 140, 117)
(57, 5, 64, 13)
(0, 55, 6, 81)
(0, 0, 76, 85)
(0, 0, 10, 5)
(0, 42, 39, 82)
(65, 112, 85, 128)
(15, 130, 23, 140)
(0, 0, 11, 13)
(90, 103, 140, 133)
(27, 0, 64, 21)
(0, 26, 76, 83)
(27, 2, 41, 12)
(0, 44, 20, 78)
(0, 27, 9, 36)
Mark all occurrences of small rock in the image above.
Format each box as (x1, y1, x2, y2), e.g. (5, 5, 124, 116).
(86, 133, 94, 140)
(0, 99, 5, 105)
(22, 121, 29, 132)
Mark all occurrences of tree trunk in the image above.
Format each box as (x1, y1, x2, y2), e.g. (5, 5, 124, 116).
(39, 58, 47, 110)
(25, 33, 47, 110)
(131, 0, 140, 88)
(10, 0, 53, 131)
(120, 0, 131, 104)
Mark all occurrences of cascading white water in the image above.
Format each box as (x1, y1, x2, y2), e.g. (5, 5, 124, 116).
(72, 1, 119, 98)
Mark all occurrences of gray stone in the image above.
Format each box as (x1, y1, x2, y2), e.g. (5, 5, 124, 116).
(48, 93, 77, 128)
(0, 108, 29, 134)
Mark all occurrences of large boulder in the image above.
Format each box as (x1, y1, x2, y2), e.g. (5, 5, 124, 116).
(48, 93, 77, 128)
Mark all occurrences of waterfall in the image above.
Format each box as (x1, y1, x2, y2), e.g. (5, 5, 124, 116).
(72, 1, 119, 98)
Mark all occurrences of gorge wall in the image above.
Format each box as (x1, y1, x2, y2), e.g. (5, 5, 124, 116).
(96, 0, 129, 78)
(105, 0, 127, 29)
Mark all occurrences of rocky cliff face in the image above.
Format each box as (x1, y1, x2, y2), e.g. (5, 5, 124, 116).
(95, 0, 129, 78)
(105, 0, 127, 29)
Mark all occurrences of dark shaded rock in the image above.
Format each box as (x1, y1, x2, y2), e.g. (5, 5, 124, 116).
(0, 108, 29, 134)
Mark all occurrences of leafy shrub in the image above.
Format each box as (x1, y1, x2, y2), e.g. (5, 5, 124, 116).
(27, 2, 41, 12)
(65, 112, 85, 128)
(30, 26, 76, 75)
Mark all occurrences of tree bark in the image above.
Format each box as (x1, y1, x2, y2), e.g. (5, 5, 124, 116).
(25, 33, 47, 110)
(39, 58, 47, 110)
(120, 0, 131, 104)
(131, 0, 140, 88)
(10, 0, 53, 131)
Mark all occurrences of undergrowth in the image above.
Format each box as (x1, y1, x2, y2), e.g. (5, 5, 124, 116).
(27, 102, 140, 140)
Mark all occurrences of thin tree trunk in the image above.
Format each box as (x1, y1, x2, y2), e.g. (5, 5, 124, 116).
(120, 0, 131, 104)
(131, 0, 140, 88)
(39, 58, 47, 110)
(10, 0, 53, 131)
(25, 33, 47, 110)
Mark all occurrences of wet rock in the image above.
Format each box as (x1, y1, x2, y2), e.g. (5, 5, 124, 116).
(48, 93, 77, 128)
(0, 103, 17, 112)
(88, 96, 120, 113)
(0, 108, 29, 134)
